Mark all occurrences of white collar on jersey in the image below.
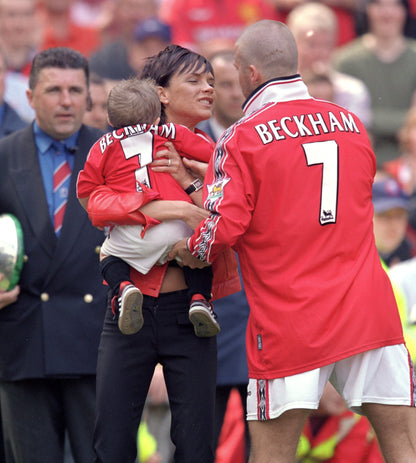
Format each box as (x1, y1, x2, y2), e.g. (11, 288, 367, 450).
(243, 75, 311, 116)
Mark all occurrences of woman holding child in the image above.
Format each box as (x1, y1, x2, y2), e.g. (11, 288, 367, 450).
(88, 45, 239, 463)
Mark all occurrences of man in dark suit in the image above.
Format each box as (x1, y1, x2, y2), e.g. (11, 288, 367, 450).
(0, 47, 107, 463)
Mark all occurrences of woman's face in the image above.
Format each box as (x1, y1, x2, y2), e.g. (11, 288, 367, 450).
(160, 68, 215, 129)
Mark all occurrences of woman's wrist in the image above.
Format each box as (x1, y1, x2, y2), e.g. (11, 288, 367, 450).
(184, 178, 203, 195)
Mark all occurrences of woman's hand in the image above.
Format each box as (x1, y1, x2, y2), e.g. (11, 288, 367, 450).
(0, 274, 20, 310)
(182, 157, 208, 181)
(151, 142, 195, 189)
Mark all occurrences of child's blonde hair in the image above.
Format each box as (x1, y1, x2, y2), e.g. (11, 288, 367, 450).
(107, 77, 161, 128)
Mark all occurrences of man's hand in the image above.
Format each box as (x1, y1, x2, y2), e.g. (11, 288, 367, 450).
(0, 274, 20, 310)
(181, 203, 209, 230)
(169, 238, 210, 269)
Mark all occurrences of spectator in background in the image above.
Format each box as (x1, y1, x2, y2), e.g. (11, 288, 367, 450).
(334, 0, 416, 167)
(373, 173, 416, 375)
(0, 49, 28, 137)
(296, 383, 385, 463)
(88, 0, 161, 82)
(385, 105, 416, 195)
(0, 0, 38, 122)
(70, 0, 107, 28)
(268, 0, 359, 46)
(90, 17, 171, 82)
(389, 256, 416, 363)
(303, 72, 335, 102)
(98, 0, 159, 45)
(287, 2, 372, 128)
(384, 105, 416, 253)
(372, 175, 413, 267)
(128, 19, 172, 77)
(198, 37, 236, 61)
(159, 0, 280, 53)
(355, 0, 416, 39)
(82, 73, 109, 131)
(0, 0, 39, 76)
(198, 50, 245, 140)
(36, 0, 101, 57)
(0, 47, 107, 463)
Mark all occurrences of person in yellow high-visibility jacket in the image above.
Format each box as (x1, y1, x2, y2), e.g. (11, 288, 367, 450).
(296, 383, 384, 463)
(137, 420, 161, 463)
(387, 258, 416, 364)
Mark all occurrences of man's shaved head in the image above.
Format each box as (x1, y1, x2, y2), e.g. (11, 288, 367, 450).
(235, 20, 298, 83)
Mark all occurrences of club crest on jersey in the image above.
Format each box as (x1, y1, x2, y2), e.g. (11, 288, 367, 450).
(321, 209, 334, 223)
(207, 178, 230, 201)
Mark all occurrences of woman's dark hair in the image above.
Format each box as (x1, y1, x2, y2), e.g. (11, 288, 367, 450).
(141, 44, 214, 123)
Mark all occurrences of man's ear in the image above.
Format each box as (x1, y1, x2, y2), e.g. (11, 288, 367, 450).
(26, 88, 34, 109)
(249, 65, 262, 87)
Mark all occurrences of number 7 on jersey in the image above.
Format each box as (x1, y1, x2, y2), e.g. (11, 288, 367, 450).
(302, 140, 339, 226)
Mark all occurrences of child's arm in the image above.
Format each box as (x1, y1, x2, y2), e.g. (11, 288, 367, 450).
(170, 124, 215, 163)
(86, 185, 209, 231)
(86, 185, 161, 229)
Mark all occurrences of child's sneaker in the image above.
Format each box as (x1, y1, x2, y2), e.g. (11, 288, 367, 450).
(189, 294, 220, 337)
(118, 281, 143, 335)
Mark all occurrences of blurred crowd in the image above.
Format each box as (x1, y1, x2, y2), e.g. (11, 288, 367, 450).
(1, 0, 416, 462)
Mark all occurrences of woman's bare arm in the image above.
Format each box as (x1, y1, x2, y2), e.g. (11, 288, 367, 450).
(140, 200, 209, 231)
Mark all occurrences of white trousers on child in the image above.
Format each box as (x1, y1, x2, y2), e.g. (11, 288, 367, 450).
(100, 220, 193, 274)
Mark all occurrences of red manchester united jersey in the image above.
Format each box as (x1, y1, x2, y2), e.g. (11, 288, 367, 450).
(77, 123, 214, 201)
(188, 76, 404, 379)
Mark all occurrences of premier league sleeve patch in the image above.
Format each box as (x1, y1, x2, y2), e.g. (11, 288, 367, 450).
(206, 178, 230, 202)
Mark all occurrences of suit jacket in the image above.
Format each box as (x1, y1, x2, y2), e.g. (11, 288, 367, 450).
(0, 123, 107, 380)
(0, 102, 28, 138)
(197, 118, 216, 142)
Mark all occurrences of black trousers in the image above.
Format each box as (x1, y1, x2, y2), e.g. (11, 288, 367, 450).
(0, 376, 96, 463)
(94, 289, 217, 463)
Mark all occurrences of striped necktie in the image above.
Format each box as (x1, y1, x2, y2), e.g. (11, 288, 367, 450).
(52, 141, 71, 236)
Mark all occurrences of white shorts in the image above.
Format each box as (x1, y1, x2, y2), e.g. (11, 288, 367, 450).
(247, 344, 416, 421)
(100, 220, 193, 274)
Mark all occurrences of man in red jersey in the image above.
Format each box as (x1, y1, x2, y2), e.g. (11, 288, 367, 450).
(169, 20, 416, 463)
